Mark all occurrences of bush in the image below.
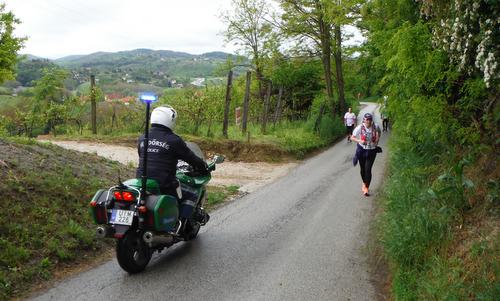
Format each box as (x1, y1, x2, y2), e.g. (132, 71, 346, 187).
(378, 119, 498, 299)
(0, 239, 30, 267)
(0, 86, 12, 95)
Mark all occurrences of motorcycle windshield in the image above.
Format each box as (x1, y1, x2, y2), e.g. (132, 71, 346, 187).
(185, 142, 205, 161)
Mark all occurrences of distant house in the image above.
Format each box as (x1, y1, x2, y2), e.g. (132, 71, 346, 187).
(14, 86, 27, 94)
(190, 78, 205, 87)
(105, 94, 136, 104)
(105, 93, 124, 101)
(120, 96, 136, 104)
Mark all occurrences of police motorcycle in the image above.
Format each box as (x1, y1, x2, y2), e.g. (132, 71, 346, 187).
(89, 94, 224, 274)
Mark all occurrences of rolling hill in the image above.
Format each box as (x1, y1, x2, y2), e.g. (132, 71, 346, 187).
(52, 48, 238, 81)
(14, 49, 246, 91)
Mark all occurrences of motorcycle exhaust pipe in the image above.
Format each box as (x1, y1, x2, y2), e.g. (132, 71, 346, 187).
(143, 231, 174, 246)
(96, 226, 114, 239)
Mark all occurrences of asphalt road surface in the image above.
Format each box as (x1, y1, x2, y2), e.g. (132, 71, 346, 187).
(30, 103, 387, 301)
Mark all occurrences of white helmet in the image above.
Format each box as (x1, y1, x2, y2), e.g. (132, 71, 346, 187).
(150, 106, 177, 130)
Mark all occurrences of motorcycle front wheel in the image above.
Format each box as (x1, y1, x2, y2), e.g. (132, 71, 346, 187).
(183, 219, 201, 241)
(116, 230, 152, 274)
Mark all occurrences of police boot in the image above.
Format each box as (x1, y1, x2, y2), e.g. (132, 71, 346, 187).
(195, 208, 210, 225)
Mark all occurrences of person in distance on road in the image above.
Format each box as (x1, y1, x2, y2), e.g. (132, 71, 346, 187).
(344, 107, 357, 142)
(136, 106, 209, 221)
(351, 113, 382, 196)
(380, 106, 389, 132)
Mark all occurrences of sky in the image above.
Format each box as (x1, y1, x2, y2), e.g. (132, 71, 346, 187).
(3, 0, 237, 59)
(3, 0, 364, 60)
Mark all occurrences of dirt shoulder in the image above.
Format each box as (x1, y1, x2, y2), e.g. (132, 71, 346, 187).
(38, 140, 299, 193)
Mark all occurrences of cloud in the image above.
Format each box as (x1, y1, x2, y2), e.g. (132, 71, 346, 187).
(4, 0, 235, 59)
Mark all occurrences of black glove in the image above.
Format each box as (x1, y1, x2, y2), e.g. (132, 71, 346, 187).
(203, 162, 210, 174)
(196, 162, 210, 175)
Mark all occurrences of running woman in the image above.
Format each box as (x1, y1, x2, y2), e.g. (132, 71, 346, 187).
(351, 113, 381, 196)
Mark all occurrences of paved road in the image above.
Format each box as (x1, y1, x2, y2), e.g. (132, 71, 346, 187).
(30, 103, 387, 301)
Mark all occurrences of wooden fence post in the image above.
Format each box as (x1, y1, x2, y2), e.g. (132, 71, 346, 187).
(261, 81, 272, 134)
(90, 74, 97, 135)
(222, 70, 233, 138)
(242, 70, 251, 134)
(273, 86, 283, 126)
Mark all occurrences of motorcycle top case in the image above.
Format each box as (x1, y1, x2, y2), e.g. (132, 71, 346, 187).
(145, 194, 179, 232)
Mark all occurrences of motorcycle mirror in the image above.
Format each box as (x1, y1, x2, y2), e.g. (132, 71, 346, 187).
(213, 155, 225, 164)
(117, 170, 126, 189)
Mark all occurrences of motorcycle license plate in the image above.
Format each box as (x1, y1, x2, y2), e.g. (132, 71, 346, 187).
(110, 209, 134, 225)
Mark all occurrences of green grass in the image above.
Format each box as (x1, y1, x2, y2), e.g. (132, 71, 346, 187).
(176, 116, 345, 159)
(0, 95, 23, 114)
(206, 185, 240, 208)
(360, 95, 381, 103)
(377, 130, 499, 300)
(45, 114, 345, 160)
(0, 138, 135, 300)
(0, 137, 244, 300)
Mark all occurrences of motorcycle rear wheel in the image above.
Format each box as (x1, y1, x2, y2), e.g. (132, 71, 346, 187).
(116, 231, 152, 274)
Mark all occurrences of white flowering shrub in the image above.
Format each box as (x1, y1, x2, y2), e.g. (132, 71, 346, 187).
(421, 0, 499, 88)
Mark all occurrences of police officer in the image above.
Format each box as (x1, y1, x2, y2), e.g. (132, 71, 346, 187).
(136, 105, 208, 197)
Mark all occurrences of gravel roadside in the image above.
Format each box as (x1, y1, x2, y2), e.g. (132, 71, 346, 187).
(39, 140, 299, 193)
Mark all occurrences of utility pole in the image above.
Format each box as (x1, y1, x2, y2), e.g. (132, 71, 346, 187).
(222, 70, 233, 138)
(90, 74, 97, 135)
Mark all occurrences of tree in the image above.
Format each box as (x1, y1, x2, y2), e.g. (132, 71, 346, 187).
(168, 88, 225, 135)
(419, 0, 499, 90)
(204, 86, 226, 136)
(358, 1, 499, 299)
(33, 68, 69, 105)
(32, 67, 70, 135)
(323, 0, 363, 115)
(357, 0, 421, 97)
(270, 57, 323, 118)
(277, 0, 335, 129)
(45, 102, 67, 136)
(0, 4, 25, 84)
(66, 95, 88, 135)
(16, 59, 56, 86)
(221, 0, 278, 100)
(278, 0, 362, 119)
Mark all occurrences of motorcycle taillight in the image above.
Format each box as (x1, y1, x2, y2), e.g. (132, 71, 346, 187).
(113, 191, 136, 202)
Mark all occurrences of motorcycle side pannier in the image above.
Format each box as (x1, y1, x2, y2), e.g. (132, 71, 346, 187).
(89, 189, 108, 224)
(145, 195, 179, 232)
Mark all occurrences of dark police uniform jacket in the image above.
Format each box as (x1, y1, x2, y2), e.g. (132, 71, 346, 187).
(136, 125, 207, 193)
